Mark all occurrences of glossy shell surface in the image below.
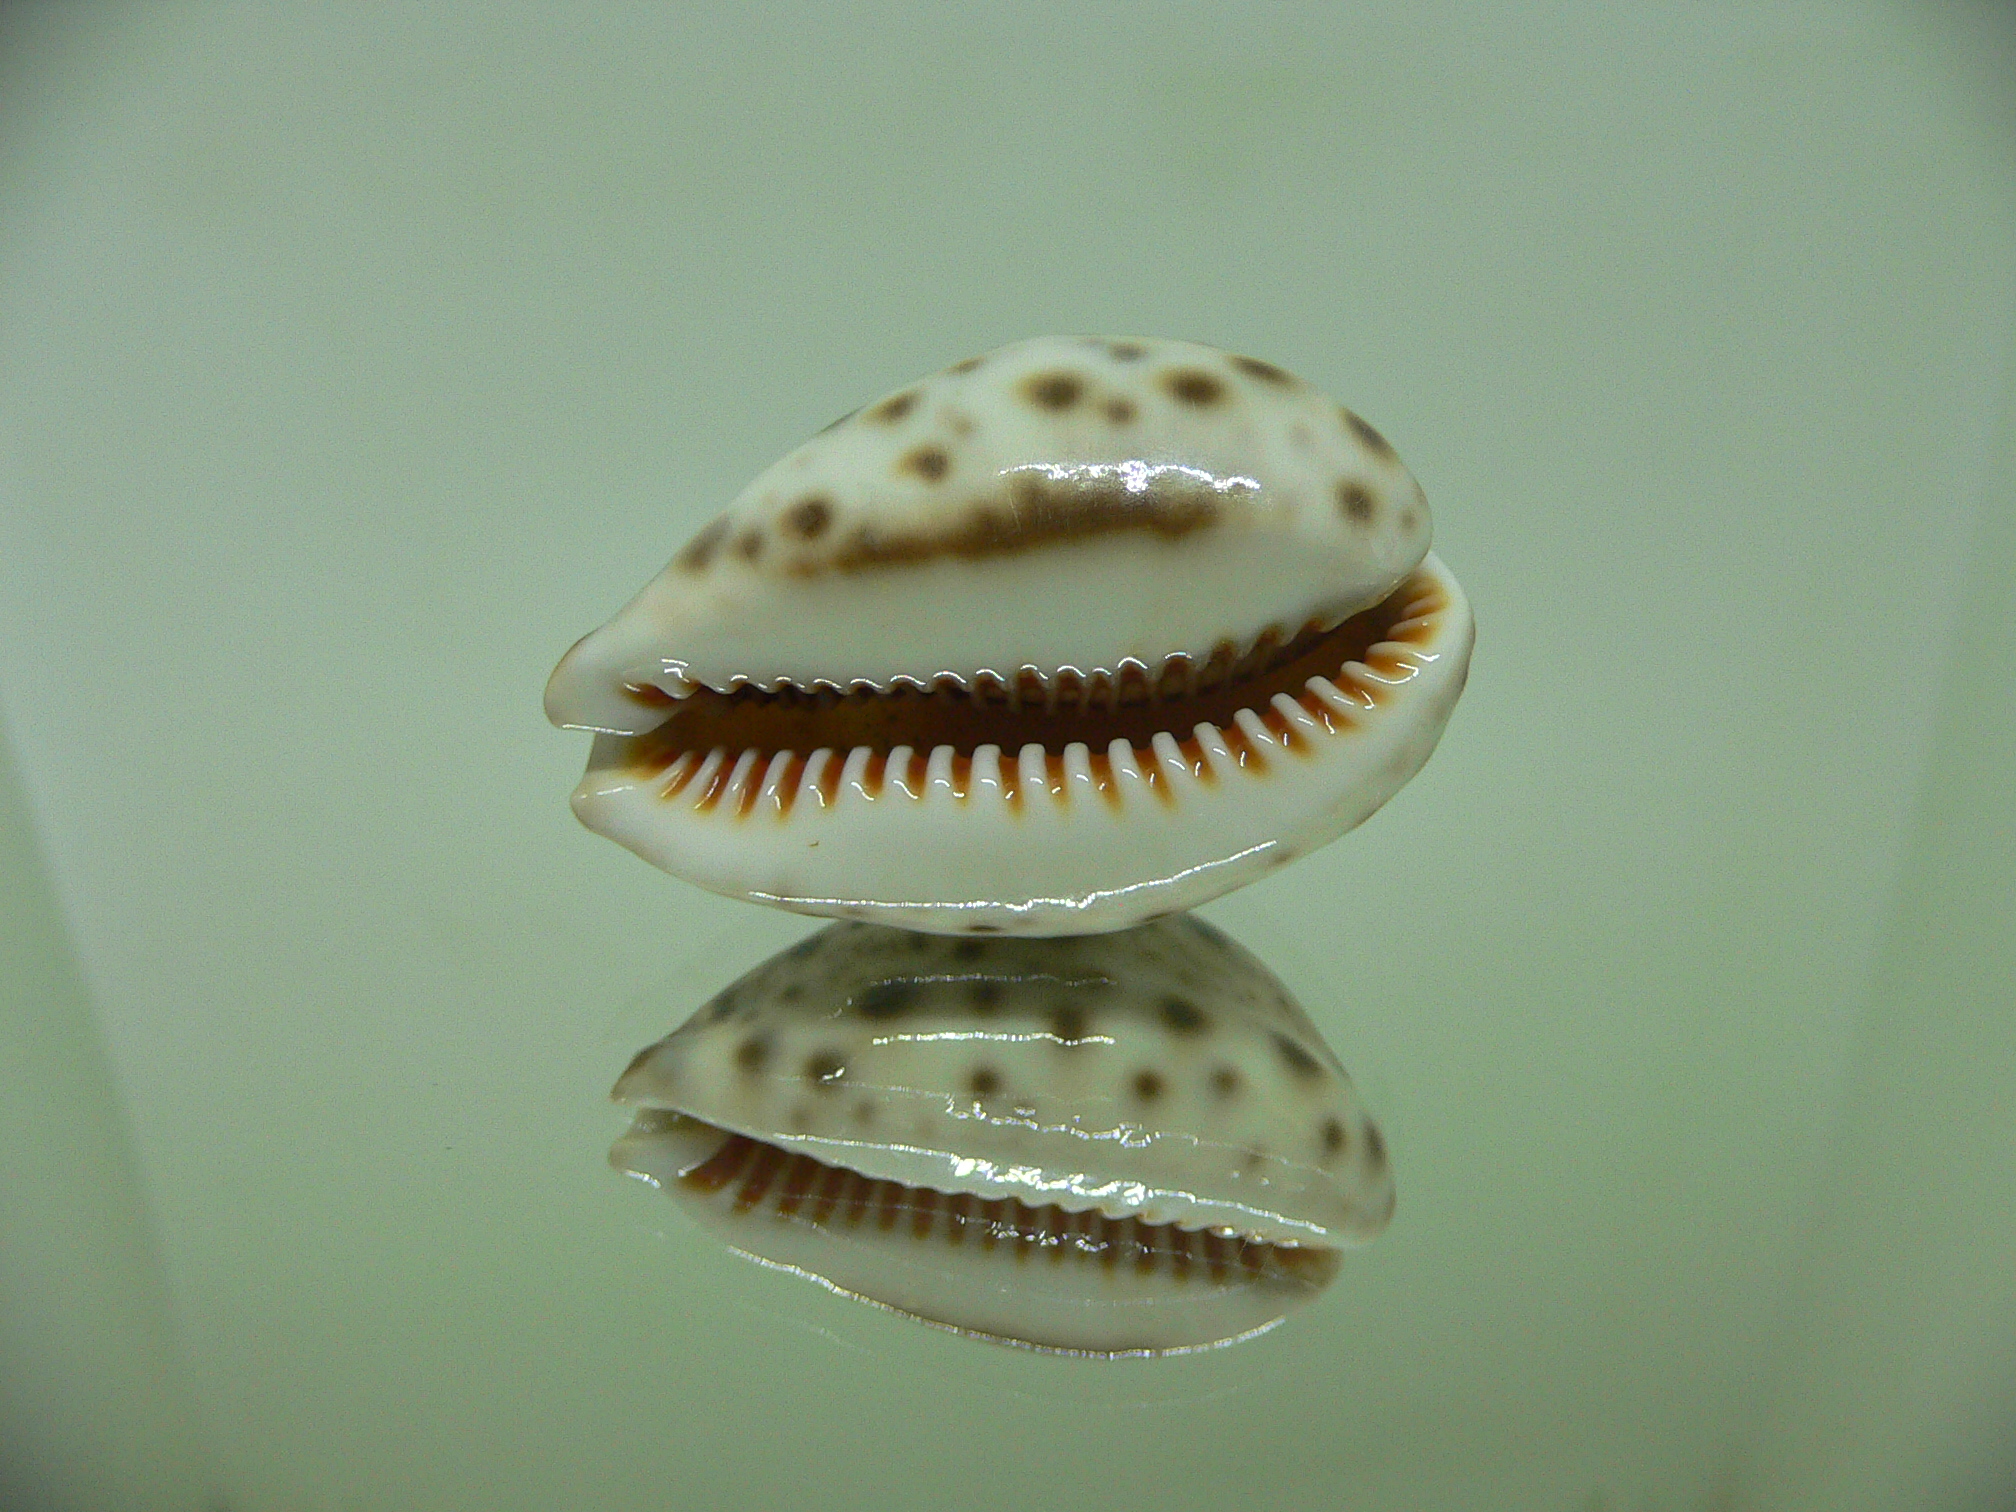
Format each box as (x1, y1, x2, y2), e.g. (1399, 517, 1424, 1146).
(610, 915, 1392, 1355)
(551, 336, 1473, 934)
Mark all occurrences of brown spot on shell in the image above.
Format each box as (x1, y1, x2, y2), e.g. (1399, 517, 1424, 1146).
(1320, 1117, 1347, 1155)
(897, 445, 951, 482)
(806, 1051, 846, 1087)
(868, 390, 919, 424)
(1022, 372, 1085, 411)
(1163, 368, 1227, 406)
(1343, 408, 1394, 458)
(947, 355, 983, 375)
(677, 519, 730, 571)
(1231, 354, 1296, 386)
(1210, 1066, 1240, 1097)
(733, 528, 764, 562)
(1132, 1070, 1164, 1101)
(1050, 1004, 1090, 1043)
(1159, 996, 1208, 1035)
(1274, 1033, 1322, 1079)
(785, 496, 833, 539)
(856, 981, 917, 1019)
(735, 1034, 771, 1073)
(1106, 342, 1146, 361)
(1364, 1122, 1387, 1171)
(1336, 479, 1378, 524)
(969, 1066, 1002, 1097)
(1102, 397, 1136, 424)
(969, 980, 1003, 1011)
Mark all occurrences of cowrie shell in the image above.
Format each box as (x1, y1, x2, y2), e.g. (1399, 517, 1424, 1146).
(550, 336, 1473, 934)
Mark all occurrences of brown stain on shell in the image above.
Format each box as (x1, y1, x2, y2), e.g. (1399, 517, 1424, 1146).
(1021, 371, 1086, 411)
(898, 446, 951, 483)
(868, 390, 919, 424)
(1342, 408, 1395, 459)
(1162, 368, 1227, 406)
(798, 469, 1224, 576)
(1231, 354, 1297, 386)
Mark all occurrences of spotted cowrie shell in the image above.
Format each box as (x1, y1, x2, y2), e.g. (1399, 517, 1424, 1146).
(549, 336, 1473, 934)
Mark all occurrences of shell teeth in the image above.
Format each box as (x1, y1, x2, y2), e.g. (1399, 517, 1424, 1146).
(686, 619, 1322, 715)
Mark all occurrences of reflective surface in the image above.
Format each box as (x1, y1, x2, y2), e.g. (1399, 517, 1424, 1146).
(2, 5, 2013, 1511)
(608, 916, 1390, 1354)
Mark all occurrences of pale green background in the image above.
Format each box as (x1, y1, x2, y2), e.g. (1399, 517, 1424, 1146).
(2, 5, 2013, 1510)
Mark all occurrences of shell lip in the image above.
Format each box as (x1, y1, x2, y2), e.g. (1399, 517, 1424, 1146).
(590, 559, 1455, 777)
(608, 1099, 1344, 1248)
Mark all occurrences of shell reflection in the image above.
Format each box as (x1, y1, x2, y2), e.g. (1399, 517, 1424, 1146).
(611, 914, 1392, 1355)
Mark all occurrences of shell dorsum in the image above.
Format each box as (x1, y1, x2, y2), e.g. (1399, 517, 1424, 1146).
(610, 916, 1393, 1355)
(550, 336, 1473, 934)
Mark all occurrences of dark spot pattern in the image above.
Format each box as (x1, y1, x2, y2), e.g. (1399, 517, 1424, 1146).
(1022, 372, 1084, 411)
(1159, 996, 1208, 1035)
(1343, 409, 1394, 458)
(1164, 368, 1227, 406)
(1132, 1070, 1164, 1101)
(735, 1034, 771, 1073)
(733, 529, 764, 562)
(1364, 1122, 1387, 1170)
(806, 1051, 846, 1087)
(1399, 508, 1420, 534)
(1210, 1066, 1240, 1097)
(1336, 480, 1377, 524)
(948, 356, 983, 375)
(898, 446, 950, 482)
(1274, 1033, 1321, 1079)
(1107, 342, 1146, 361)
(786, 496, 833, 539)
(1231, 355, 1296, 386)
(952, 940, 986, 961)
(1050, 1004, 1089, 1043)
(705, 991, 738, 1021)
(969, 1066, 1002, 1097)
(677, 519, 729, 571)
(868, 390, 918, 424)
(1320, 1117, 1347, 1156)
(1103, 397, 1136, 424)
(856, 981, 918, 1019)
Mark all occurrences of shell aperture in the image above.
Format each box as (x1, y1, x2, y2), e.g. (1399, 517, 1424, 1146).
(548, 336, 1473, 935)
(610, 915, 1392, 1355)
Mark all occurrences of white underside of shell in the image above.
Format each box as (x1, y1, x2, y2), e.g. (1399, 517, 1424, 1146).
(569, 553, 1471, 935)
